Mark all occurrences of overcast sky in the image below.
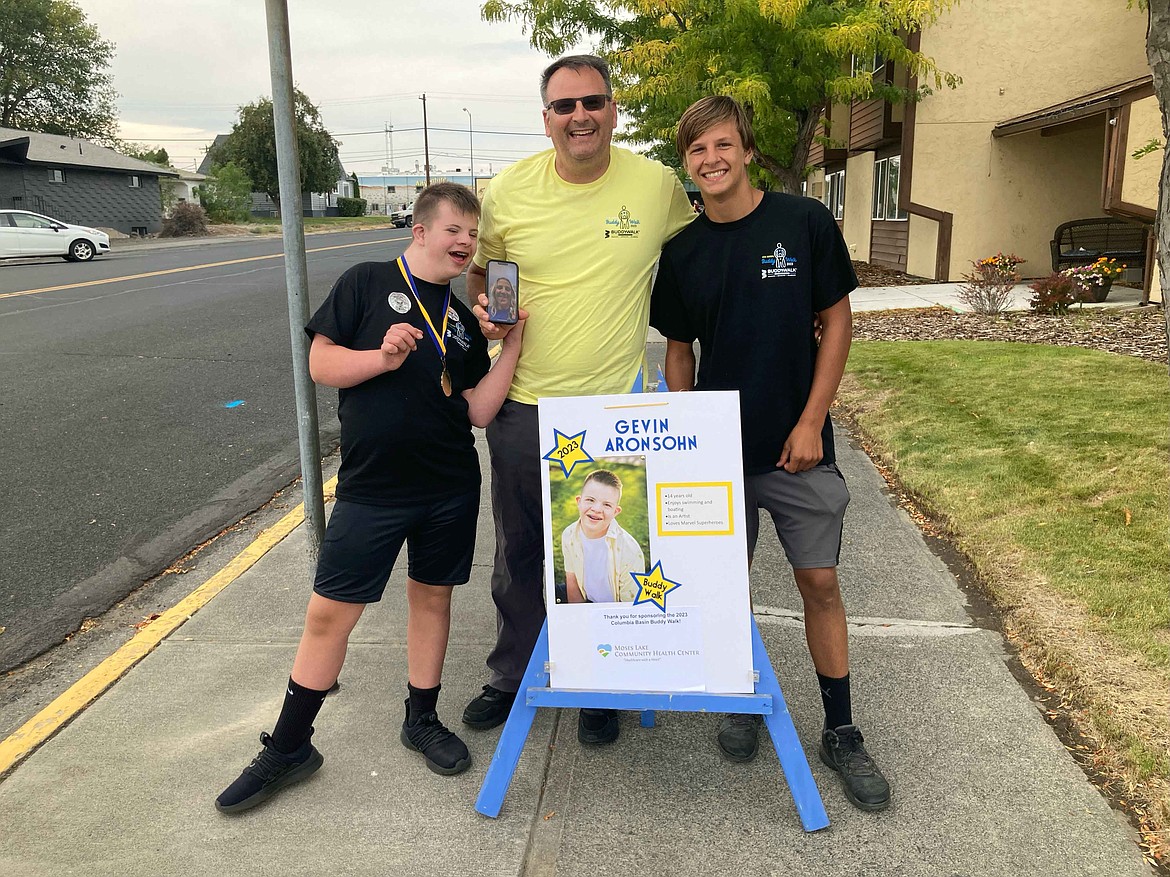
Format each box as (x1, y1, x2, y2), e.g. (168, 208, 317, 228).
(73, 0, 589, 176)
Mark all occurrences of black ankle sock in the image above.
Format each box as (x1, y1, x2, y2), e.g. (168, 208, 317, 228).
(270, 677, 330, 754)
(817, 672, 853, 730)
(407, 682, 441, 721)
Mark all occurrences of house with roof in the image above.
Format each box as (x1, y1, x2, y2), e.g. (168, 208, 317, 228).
(805, 1, 1161, 303)
(198, 134, 354, 218)
(0, 127, 179, 235)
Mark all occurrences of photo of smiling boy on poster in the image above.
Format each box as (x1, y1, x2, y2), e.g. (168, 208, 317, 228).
(549, 461, 649, 605)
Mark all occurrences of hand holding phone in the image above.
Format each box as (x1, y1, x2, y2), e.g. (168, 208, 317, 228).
(485, 259, 519, 325)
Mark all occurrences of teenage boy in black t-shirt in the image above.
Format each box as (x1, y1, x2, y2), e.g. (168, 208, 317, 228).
(215, 183, 526, 814)
(650, 97, 890, 812)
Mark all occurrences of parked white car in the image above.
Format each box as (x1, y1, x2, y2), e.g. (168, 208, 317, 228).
(0, 209, 111, 262)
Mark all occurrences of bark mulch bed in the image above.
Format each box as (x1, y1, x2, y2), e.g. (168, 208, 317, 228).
(853, 306, 1168, 364)
(851, 261, 1167, 364)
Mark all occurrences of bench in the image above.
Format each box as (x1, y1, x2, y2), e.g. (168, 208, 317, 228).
(1050, 217, 1150, 273)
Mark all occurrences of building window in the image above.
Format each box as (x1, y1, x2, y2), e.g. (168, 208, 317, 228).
(824, 169, 846, 220)
(851, 52, 885, 79)
(131, 226, 147, 237)
(800, 180, 808, 197)
(872, 156, 907, 221)
(48, 168, 66, 183)
(129, 175, 141, 188)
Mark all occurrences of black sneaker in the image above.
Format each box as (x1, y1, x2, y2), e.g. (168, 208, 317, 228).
(578, 708, 619, 745)
(401, 701, 472, 776)
(462, 684, 516, 729)
(716, 713, 761, 762)
(819, 724, 890, 811)
(215, 731, 323, 814)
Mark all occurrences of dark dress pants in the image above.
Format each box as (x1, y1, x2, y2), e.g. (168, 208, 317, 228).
(484, 400, 545, 691)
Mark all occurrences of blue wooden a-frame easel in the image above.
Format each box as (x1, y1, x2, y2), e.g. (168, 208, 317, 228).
(474, 617, 829, 831)
(475, 368, 829, 830)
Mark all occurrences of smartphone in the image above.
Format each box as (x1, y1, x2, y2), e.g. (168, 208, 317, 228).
(485, 259, 520, 325)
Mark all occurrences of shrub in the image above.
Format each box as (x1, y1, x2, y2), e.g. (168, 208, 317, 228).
(160, 202, 209, 237)
(197, 161, 253, 223)
(337, 196, 367, 217)
(957, 252, 1024, 315)
(1028, 272, 1083, 315)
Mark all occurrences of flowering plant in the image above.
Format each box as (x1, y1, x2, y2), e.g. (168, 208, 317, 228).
(977, 252, 1025, 274)
(958, 252, 1025, 314)
(1061, 257, 1126, 286)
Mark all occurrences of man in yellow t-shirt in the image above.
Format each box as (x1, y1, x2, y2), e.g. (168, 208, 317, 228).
(464, 54, 694, 746)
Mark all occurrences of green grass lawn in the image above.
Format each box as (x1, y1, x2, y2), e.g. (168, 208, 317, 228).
(842, 340, 1170, 668)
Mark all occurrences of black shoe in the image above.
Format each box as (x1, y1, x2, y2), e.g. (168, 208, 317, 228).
(819, 724, 891, 811)
(462, 684, 516, 730)
(401, 701, 472, 776)
(716, 713, 761, 762)
(578, 708, 619, 745)
(215, 731, 323, 814)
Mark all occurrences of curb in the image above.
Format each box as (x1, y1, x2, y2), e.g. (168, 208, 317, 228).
(0, 477, 337, 780)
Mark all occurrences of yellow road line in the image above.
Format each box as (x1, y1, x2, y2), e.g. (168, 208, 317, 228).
(0, 476, 338, 779)
(0, 236, 407, 301)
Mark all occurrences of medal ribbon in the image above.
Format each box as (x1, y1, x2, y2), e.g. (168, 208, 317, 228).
(396, 256, 450, 363)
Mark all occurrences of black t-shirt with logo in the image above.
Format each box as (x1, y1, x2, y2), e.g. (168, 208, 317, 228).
(650, 193, 857, 474)
(306, 261, 490, 505)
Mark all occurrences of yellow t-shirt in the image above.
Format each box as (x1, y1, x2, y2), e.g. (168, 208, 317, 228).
(474, 147, 695, 403)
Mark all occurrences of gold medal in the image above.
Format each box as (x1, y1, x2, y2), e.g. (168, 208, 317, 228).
(396, 256, 454, 399)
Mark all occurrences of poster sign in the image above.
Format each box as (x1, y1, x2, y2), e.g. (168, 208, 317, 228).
(539, 391, 753, 693)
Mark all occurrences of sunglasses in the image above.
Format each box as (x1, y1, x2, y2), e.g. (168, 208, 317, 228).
(545, 93, 611, 115)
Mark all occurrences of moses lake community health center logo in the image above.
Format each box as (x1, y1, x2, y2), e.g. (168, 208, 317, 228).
(761, 241, 798, 279)
(597, 643, 612, 657)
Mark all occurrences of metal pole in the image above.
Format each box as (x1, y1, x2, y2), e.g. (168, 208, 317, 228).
(421, 94, 431, 186)
(263, 0, 326, 557)
(463, 107, 473, 190)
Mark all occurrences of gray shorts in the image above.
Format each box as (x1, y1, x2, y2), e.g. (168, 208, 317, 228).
(745, 464, 850, 569)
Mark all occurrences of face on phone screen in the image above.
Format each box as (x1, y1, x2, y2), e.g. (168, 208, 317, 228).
(486, 261, 519, 324)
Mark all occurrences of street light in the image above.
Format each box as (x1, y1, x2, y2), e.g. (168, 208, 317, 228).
(462, 107, 474, 191)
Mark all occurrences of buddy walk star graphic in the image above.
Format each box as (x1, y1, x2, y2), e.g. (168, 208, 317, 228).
(542, 429, 593, 478)
(631, 561, 683, 613)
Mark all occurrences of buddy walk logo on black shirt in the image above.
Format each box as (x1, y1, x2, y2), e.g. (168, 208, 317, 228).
(761, 242, 798, 279)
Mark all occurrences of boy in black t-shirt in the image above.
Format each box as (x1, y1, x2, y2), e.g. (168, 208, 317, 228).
(215, 183, 526, 814)
(650, 97, 890, 812)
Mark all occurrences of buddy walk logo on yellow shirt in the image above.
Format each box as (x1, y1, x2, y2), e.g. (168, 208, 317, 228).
(604, 204, 640, 239)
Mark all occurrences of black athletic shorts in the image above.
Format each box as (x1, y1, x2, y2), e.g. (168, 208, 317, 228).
(313, 492, 479, 603)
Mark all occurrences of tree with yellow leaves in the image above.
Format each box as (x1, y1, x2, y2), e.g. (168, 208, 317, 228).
(483, 0, 960, 193)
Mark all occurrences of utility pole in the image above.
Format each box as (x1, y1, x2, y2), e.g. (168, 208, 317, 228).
(420, 94, 431, 186)
(462, 107, 474, 190)
(262, 0, 325, 558)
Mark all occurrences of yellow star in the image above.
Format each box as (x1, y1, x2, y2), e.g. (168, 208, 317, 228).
(631, 561, 683, 613)
(542, 429, 593, 478)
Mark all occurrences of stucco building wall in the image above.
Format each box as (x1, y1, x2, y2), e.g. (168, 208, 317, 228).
(909, 0, 1152, 280)
(1121, 96, 1163, 209)
(841, 152, 875, 263)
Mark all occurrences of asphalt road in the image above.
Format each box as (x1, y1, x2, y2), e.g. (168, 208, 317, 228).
(0, 227, 449, 671)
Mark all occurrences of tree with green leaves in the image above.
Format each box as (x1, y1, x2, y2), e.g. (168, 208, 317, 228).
(123, 144, 171, 167)
(197, 161, 254, 224)
(0, 0, 118, 144)
(482, 0, 958, 193)
(217, 89, 340, 216)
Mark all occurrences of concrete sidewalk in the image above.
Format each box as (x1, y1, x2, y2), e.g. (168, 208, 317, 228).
(0, 424, 1153, 874)
(0, 277, 1157, 874)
